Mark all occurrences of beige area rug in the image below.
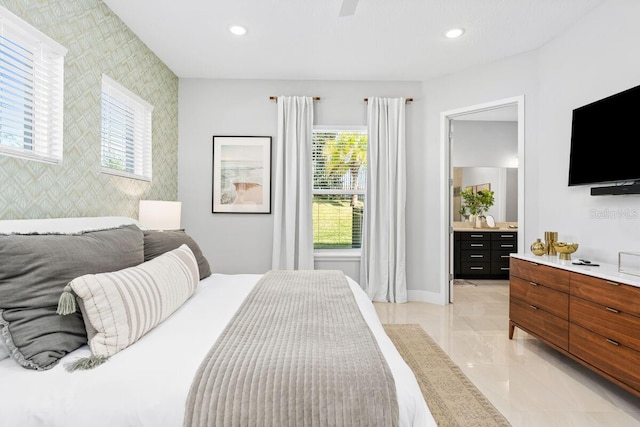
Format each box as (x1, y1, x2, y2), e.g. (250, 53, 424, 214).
(383, 324, 511, 427)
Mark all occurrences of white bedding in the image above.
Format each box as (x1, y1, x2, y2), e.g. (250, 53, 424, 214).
(0, 216, 141, 234)
(0, 273, 435, 427)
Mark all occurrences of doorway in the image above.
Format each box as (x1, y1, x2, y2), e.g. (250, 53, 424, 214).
(440, 96, 525, 304)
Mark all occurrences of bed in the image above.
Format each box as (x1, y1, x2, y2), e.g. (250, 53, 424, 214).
(0, 217, 435, 427)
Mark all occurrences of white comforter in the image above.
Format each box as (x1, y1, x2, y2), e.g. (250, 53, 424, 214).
(0, 273, 435, 427)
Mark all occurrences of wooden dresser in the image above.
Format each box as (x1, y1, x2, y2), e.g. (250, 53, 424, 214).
(509, 254, 640, 397)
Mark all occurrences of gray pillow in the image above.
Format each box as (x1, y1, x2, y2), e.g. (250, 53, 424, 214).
(143, 230, 211, 280)
(0, 224, 144, 370)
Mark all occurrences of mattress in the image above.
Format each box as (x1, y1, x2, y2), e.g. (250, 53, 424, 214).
(0, 273, 435, 427)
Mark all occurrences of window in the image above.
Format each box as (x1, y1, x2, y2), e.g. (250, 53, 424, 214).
(0, 6, 67, 164)
(100, 74, 153, 181)
(312, 127, 367, 249)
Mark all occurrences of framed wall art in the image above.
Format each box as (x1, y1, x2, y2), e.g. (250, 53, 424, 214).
(212, 136, 272, 213)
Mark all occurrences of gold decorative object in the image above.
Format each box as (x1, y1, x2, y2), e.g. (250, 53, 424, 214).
(544, 231, 558, 255)
(553, 242, 578, 260)
(530, 238, 546, 256)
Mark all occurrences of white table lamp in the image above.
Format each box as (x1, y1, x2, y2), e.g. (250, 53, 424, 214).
(138, 200, 182, 230)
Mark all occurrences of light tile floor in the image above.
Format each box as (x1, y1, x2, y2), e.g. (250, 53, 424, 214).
(374, 280, 640, 426)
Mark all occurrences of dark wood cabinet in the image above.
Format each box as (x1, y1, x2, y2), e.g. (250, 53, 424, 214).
(510, 256, 640, 398)
(454, 231, 517, 279)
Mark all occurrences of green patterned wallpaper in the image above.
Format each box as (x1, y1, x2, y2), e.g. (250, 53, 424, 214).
(0, 0, 178, 219)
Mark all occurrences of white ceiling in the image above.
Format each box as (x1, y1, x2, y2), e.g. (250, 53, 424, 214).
(102, 0, 604, 81)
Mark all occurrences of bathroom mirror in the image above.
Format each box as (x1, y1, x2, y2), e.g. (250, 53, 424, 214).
(453, 167, 518, 222)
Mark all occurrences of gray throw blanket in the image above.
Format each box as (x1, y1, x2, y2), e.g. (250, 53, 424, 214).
(184, 270, 399, 427)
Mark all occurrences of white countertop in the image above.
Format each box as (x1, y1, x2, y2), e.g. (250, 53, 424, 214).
(511, 253, 640, 289)
(453, 221, 518, 232)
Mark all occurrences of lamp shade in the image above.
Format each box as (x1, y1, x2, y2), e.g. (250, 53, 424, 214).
(138, 200, 182, 230)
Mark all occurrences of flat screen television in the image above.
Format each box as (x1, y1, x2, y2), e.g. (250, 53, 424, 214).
(568, 83, 640, 187)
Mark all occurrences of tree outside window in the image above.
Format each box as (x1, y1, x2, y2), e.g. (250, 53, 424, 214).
(312, 129, 367, 249)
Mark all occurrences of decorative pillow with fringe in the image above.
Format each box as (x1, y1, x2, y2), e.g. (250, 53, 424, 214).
(58, 244, 200, 371)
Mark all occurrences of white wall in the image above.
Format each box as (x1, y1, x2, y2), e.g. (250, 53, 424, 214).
(178, 79, 422, 282)
(419, 0, 640, 303)
(419, 52, 539, 302)
(179, 0, 640, 303)
(452, 121, 518, 167)
(533, 0, 640, 264)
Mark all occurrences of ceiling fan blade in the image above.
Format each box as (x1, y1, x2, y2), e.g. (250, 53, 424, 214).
(339, 0, 359, 16)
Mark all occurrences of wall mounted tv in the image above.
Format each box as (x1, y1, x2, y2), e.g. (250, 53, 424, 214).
(568, 83, 640, 195)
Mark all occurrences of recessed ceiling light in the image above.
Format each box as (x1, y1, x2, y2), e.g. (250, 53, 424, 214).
(229, 25, 247, 36)
(445, 28, 465, 39)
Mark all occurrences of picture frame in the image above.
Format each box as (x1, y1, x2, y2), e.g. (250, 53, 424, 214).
(212, 136, 272, 214)
(475, 182, 491, 193)
(465, 183, 491, 194)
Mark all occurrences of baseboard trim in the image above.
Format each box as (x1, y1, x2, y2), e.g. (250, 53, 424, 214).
(407, 289, 445, 305)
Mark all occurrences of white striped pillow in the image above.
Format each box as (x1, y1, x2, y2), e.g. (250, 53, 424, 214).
(68, 244, 199, 359)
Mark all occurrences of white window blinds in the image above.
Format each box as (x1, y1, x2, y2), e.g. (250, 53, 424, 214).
(0, 6, 67, 164)
(100, 74, 153, 181)
(312, 128, 367, 249)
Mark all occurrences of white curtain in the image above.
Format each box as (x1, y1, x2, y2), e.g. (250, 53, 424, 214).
(360, 97, 407, 302)
(271, 96, 315, 270)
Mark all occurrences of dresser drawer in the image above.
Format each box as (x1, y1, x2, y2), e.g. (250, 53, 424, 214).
(491, 249, 512, 275)
(491, 240, 517, 251)
(459, 232, 490, 241)
(511, 276, 568, 319)
(510, 297, 568, 350)
(570, 323, 640, 393)
(491, 263, 511, 275)
(491, 232, 517, 241)
(460, 262, 491, 275)
(510, 258, 570, 293)
(459, 250, 490, 263)
(570, 296, 640, 352)
(570, 273, 640, 317)
(460, 240, 490, 250)
(492, 249, 514, 264)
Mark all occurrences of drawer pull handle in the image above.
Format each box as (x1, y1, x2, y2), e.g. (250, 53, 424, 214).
(606, 338, 620, 346)
(470, 234, 484, 238)
(529, 282, 538, 286)
(529, 305, 538, 310)
(500, 234, 514, 238)
(470, 267, 484, 270)
(605, 307, 619, 313)
(501, 267, 510, 271)
(501, 255, 510, 258)
(606, 280, 620, 286)
(501, 244, 514, 248)
(470, 255, 484, 258)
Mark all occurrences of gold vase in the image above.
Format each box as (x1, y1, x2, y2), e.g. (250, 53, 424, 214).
(544, 231, 558, 255)
(530, 238, 546, 256)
